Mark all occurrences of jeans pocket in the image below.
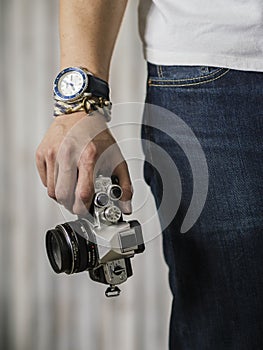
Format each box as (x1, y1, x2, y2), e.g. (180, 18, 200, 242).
(147, 64, 230, 87)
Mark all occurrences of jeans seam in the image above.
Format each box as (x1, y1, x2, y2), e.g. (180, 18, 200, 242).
(149, 67, 226, 83)
(148, 69, 230, 87)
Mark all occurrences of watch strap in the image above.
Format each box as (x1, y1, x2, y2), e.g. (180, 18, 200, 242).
(85, 72, 109, 100)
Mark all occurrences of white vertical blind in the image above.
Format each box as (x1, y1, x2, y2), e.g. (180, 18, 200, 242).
(0, 1, 172, 349)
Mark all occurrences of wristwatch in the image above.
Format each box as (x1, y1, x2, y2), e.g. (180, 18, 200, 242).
(53, 67, 109, 102)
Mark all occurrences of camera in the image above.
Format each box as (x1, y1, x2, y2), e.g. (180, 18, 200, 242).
(45, 175, 145, 297)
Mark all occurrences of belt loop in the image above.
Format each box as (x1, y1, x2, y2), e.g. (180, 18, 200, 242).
(157, 65, 164, 78)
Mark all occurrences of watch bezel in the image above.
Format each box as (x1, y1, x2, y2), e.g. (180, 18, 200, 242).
(53, 67, 89, 102)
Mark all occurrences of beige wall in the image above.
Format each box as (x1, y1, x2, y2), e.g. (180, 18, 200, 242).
(0, 1, 172, 349)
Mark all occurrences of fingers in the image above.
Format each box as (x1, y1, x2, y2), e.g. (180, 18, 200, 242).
(35, 116, 133, 216)
(35, 138, 96, 215)
(72, 142, 97, 215)
(113, 161, 133, 214)
(45, 149, 57, 200)
(73, 145, 133, 216)
(93, 141, 133, 214)
(35, 147, 57, 199)
(55, 148, 78, 211)
(35, 149, 47, 186)
(36, 145, 133, 216)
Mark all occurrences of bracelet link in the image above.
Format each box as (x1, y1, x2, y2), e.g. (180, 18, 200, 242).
(54, 95, 112, 122)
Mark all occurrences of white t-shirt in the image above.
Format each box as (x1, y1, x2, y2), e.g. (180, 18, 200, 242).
(138, 0, 263, 72)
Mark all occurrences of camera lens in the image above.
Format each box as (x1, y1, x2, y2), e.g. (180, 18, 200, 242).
(46, 220, 97, 275)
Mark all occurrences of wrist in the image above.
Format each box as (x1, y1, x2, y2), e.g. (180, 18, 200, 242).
(53, 111, 108, 131)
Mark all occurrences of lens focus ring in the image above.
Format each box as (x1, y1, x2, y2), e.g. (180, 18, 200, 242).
(45, 220, 97, 275)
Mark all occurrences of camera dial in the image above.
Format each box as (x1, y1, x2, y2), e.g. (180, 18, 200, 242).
(104, 206, 122, 223)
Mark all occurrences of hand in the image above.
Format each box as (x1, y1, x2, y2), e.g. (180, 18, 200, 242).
(35, 111, 132, 215)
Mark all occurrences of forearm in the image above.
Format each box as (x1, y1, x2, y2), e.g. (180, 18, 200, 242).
(60, 0, 128, 81)
(36, 0, 132, 215)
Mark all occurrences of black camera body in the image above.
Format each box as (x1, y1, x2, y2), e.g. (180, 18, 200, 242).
(46, 176, 145, 297)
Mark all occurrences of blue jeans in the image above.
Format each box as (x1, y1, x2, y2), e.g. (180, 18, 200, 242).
(142, 63, 263, 350)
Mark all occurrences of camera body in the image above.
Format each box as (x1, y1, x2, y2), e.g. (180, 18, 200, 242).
(46, 175, 144, 297)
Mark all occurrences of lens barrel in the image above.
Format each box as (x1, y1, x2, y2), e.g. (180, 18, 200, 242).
(46, 220, 97, 275)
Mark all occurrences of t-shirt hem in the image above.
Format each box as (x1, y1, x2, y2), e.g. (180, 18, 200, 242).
(144, 48, 263, 73)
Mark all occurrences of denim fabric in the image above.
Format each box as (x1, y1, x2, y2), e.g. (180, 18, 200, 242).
(142, 63, 263, 350)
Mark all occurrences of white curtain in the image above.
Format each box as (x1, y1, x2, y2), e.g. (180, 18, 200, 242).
(0, 1, 172, 349)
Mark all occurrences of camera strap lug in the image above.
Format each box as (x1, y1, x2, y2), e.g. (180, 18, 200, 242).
(105, 285, 121, 298)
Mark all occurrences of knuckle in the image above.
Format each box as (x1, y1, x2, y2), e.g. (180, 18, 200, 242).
(121, 184, 133, 198)
(122, 188, 133, 199)
(88, 141, 98, 158)
(85, 141, 98, 160)
(55, 190, 68, 203)
(35, 148, 44, 163)
(78, 146, 97, 168)
(77, 190, 91, 202)
(72, 205, 88, 216)
(59, 141, 75, 162)
(47, 148, 56, 162)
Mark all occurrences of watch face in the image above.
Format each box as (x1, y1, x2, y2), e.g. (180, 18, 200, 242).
(54, 67, 88, 101)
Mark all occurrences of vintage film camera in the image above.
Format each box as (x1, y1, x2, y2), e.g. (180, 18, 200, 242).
(45, 175, 145, 297)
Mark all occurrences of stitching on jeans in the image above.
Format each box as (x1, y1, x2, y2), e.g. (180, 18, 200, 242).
(157, 65, 162, 78)
(159, 65, 164, 78)
(148, 69, 230, 87)
(149, 67, 224, 83)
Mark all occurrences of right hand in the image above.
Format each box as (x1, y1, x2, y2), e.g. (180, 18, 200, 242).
(35, 111, 133, 215)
